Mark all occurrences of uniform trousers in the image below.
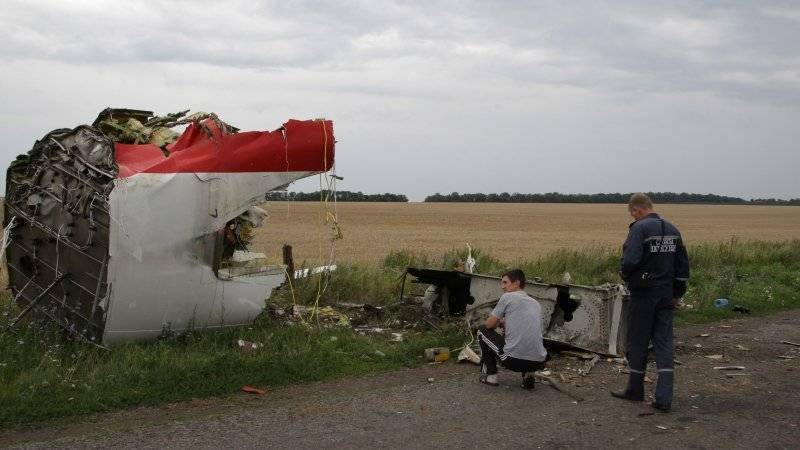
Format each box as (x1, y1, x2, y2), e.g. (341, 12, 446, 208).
(624, 285, 675, 406)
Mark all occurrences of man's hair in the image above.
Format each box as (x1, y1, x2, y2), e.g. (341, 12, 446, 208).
(502, 269, 526, 288)
(628, 192, 653, 210)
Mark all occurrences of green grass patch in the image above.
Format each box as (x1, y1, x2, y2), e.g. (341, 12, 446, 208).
(0, 318, 465, 427)
(384, 240, 800, 323)
(1, 239, 798, 427)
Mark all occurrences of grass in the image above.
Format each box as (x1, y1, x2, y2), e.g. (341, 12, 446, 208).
(384, 240, 800, 323)
(0, 315, 466, 427)
(268, 239, 800, 327)
(1, 239, 799, 427)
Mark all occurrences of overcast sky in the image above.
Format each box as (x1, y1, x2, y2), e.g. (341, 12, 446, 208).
(1, 0, 798, 201)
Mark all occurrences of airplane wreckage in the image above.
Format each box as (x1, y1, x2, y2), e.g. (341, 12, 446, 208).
(401, 268, 630, 356)
(3, 108, 335, 346)
(3, 108, 629, 356)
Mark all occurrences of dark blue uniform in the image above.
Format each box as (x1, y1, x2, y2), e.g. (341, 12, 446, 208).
(619, 212, 689, 407)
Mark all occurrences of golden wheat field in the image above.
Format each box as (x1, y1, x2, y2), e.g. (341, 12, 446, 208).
(250, 202, 800, 264)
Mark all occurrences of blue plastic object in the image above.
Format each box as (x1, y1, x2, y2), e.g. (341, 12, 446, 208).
(714, 298, 730, 309)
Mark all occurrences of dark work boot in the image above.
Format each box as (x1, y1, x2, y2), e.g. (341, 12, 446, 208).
(610, 389, 643, 402)
(651, 401, 671, 412)
(611, 373, 645, 402)
(654, 369, 674, 410)
(521, 373, 535, 390)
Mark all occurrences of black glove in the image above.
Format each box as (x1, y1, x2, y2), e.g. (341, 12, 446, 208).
(673, 280, 687, 299)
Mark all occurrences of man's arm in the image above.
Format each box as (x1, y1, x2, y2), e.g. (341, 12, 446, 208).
(485, 314, 503, 330)
(620, 223, 645, 278)
(485, 296, 508, 329)
(673, 236, 690, 299)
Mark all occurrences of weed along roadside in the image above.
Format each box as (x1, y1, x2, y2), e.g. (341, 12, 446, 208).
(0, 310, 465, 427)
(1, 240, 800, 428)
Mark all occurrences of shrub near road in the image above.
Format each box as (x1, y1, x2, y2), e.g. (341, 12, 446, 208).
(1, 240, 799, 427)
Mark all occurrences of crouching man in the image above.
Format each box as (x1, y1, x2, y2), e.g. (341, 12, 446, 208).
(478, 269, 548, 389)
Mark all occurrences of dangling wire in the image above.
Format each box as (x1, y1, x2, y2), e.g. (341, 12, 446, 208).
(274, 120, 340, 326)
(0, 216, 16, 262)
(308, 120, 341, 324)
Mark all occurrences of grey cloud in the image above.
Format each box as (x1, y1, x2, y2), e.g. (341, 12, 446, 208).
(1, 1, 798, 200)
(2, 0, 798, 105)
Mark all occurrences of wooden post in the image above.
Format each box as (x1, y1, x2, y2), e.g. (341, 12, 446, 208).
(282, 244, 294, 281)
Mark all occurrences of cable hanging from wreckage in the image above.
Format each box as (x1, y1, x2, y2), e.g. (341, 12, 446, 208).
(2, 108, 337, 347)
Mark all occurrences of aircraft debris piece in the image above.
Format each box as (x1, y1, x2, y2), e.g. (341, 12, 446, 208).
(241, 385, 268, 395)
(725, 373, 751, 378)
(560, 350, 595, 360)
(578, 354, 601, 376)
(401, 268, 630, 356)
(457, 345, 481, 365)
(424, 347, 450, 362)
(4, 108, 335, 345)
(534, 372, 584, 401)
(237, 340, 263, 354)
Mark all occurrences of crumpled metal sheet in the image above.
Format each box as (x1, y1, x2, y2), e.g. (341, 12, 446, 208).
(115, 117, 334, 177)
(4, 126, 117, 343)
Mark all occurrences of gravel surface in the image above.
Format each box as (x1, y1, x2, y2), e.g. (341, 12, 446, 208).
(2, 310, 799, 449)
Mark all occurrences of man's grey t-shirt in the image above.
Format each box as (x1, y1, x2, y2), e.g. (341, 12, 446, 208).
(491, 290, 547, 362)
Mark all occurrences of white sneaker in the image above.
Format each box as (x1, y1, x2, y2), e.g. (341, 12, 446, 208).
(479, 374, 499, 386)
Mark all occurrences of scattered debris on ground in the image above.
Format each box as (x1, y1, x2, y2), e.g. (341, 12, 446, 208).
(534, 372, 584, 402)
(424, 347, 450, 363)
(237, 340, 262, 353)
(457, 346, 481, 364)
(713, 366, 746, 371)
(241, 385, 268, 395)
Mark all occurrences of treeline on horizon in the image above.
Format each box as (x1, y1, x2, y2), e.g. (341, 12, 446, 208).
(423, 192, 800, 205)
(264, 191, 800, 204)
(266, 190, 409, 202)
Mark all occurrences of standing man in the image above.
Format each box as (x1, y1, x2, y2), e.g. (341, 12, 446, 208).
(612, 193, 690, 412)
(477, 269, 548, 389)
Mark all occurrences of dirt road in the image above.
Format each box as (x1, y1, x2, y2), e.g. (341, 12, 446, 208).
(3, 310, 799, 449)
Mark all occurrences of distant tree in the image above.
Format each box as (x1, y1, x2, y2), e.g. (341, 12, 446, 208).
(266, 190, 408, 202)
(421, 191, 800, 205)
